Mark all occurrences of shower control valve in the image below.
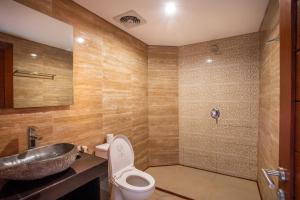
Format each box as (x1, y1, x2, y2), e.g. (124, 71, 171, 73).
(210, 108, 220, 124)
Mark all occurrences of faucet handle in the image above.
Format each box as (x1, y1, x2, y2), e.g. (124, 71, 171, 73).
(28, 126, 38, 131)
(30, 134, 43, 140)
(27, 126, 43, 149)
(28, 126, 42, 140)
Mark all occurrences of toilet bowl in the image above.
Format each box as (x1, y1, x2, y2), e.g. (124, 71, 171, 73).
(108, 135, 155, 200)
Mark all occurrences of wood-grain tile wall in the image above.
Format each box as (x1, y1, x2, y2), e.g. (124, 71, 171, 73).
(257, 0, 280, 199)
(178, 33, 260, 180)
(0, 0, 276, 178)
(0, 0, 148, 170)
(148, 46, 179, 166)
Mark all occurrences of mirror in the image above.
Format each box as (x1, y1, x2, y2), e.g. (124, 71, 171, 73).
(0, 0, 73, 108)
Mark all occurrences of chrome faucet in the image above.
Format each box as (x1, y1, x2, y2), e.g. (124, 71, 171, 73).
(28, 126, 42, 149)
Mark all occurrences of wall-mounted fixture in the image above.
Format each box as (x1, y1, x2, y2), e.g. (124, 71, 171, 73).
(114, 10, 146, 29)
(206, 44, 220, 64)
(210, 108, 220, 124)
(13, 70, 56, 80)
(210, 44, 221, 55)
(28, 126, 42, 149)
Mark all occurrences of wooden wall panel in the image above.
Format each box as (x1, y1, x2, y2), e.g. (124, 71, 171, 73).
(296, 153, 300, 200)
(296, 103, 300, 152)
(0, 0, 148, 170)
(0, 48, 4, 107)
(296, 2, 300, 199)
(297, 104, 300, 200)
(297, 0, 300, 50)
(0, 42, 13, 108)
(296, 52, 300, 100)
(148, 46, 179, 166)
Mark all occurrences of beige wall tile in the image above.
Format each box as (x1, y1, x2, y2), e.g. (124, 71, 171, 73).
(148, 46, 179, 166)
(257, 0, 280, 199)
(178, 33, 260, 180)
(0, 1, 279, 189)
(0, 0, 148, 170)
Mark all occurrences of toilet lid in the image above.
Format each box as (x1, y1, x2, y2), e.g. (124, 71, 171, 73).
(108, 135, 134, 175)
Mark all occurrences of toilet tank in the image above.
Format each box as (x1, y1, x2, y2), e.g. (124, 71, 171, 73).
(95, 143, 110, 159)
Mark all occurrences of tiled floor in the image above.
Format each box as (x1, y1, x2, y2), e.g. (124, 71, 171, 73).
(149, 190, 186, 200)
(146, 165, 261, 200)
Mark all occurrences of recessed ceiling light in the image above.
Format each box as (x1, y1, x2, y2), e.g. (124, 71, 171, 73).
(76, 37, 85, 44)
(30, 53, 37, 58)
(206, 58, 213, 64)
(165, 2, 177, 16)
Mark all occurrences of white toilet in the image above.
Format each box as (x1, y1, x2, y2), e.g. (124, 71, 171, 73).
(108, 135, 155, 200)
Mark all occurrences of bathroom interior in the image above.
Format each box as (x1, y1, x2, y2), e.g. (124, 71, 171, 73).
(0, 0, 299, 200)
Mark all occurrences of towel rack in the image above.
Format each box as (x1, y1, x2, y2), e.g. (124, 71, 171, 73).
(13, 70, 56, 80)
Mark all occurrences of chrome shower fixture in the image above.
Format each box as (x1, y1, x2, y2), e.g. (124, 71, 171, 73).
(210, 44, 221, 55)
(210, 108, 220, 124)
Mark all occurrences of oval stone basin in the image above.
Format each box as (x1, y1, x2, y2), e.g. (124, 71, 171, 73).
(0, 143, 78, 180)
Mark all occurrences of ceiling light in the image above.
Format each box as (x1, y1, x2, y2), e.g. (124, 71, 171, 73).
(206, 58, 213, 64)
(30, 53, 37, 58)
(165, 2, 177, 16)
(76, 37, 85, 44)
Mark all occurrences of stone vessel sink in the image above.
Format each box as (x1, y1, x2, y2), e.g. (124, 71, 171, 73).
(0, 143, 78, 180)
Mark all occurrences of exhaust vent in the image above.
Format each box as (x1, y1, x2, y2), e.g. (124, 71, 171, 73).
(114, 10, 146, 29)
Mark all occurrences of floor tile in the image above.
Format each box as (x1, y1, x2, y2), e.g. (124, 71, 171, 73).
(146, 165, 261, 200)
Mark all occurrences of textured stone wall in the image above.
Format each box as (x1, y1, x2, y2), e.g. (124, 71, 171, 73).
(178, 33, 260, 180)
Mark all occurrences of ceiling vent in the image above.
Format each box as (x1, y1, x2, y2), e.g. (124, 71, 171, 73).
(113, 10, 146, 29)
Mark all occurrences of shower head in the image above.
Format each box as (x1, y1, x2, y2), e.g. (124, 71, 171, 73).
(210, 44, 221, 55)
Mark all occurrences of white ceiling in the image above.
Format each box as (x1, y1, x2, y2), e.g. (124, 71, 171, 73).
(73, 0, 269, 46)
(0, 0, 73, 51)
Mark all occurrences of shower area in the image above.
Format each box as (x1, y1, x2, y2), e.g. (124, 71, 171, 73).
(178, 34, 259, 180)
(147, 0, 279, 199)
(147, 33, 261, 200)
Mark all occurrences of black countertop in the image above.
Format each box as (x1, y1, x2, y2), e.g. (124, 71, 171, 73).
(0, 153, 108, 200)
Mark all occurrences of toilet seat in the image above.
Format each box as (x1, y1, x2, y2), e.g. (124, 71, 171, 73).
(109, 135, 155, 200)
(113, 167, 155, 192)
(108, 135, 135, 176)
